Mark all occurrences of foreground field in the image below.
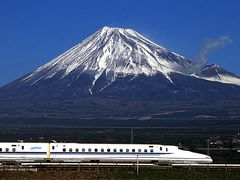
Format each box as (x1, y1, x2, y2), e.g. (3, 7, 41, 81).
(0, 169, 240, 180)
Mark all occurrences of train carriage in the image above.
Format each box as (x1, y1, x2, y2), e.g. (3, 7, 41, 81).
(0, 142, 212, 164)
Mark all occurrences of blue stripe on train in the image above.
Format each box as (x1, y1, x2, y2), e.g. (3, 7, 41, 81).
(52, 152, 173, 155)
(0, 152, 46, 154)
(0, 152, 173, 155)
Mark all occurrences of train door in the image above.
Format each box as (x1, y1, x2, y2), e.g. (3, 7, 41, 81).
(49, 143, 58, 160)
(51, 144, 55, 158)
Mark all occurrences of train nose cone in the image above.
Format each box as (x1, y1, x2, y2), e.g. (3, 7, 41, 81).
(209, 157, 213, 163)
(206, 155, 213, 163)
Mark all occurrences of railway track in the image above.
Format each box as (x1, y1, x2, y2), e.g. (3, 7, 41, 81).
(1, 163, 240, 172)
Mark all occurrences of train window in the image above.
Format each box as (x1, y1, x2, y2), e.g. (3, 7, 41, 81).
(132, 149, 135, 152)
(138, 149, 141, 152)
(101, 148, 104, 152)
(82, 148, 85, 152)
(120, 149, 123, 152)
(22, 146, 24, 150)
(126, 149, 129, 152)
(88, 148, 92, 152)
(63, 148, 66, 152)
(94, 148, 98, 152)
(12, 145, 16, 147)
(150, 149, 153, 153)
(6, 148, 9, 152)
(166, 148, 168, 152)
(0, 148, 2, 152)
(160, 147, 162, 151)
(75, 148, 79, 152)
(12, 148, 16, 152)
(144, 149, 147, 153)
(52, 146, 55, 150)
(113, 149, 117, 152)
(69, 148, 73, 152)
(107, 149, 110, 152)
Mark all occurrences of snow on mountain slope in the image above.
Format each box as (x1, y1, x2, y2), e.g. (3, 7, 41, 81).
(204, 75, 240, 86)
(21, 26, 240, 92)
(22, 27, 191, 90)
(196, 64, 240, 86)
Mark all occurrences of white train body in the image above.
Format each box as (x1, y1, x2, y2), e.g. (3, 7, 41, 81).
(0, 142, 212, 164)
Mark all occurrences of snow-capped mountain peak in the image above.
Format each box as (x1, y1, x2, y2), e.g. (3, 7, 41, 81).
(22, 26, 191, 89)
(197, 64, 240, 85)
(21, 26, 240, 92)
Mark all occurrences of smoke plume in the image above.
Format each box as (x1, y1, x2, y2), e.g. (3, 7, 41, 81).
(189, 35, 232, 74)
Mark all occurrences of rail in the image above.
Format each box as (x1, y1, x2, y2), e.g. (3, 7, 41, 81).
(1, 162, 240, 172)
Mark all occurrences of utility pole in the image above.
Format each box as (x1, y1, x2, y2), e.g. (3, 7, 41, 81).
(130, 128, 134, 144)
(207, 139, 210, 155)
(136, 155, 139, 175)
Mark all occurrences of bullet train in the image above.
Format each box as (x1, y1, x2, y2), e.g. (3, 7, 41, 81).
(0, 142, 212, 164)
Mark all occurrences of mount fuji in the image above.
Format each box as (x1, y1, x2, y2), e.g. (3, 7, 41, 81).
(0, 27, 240, 122)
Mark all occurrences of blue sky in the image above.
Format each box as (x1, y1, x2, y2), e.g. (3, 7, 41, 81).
(0, 0, 240, 87)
